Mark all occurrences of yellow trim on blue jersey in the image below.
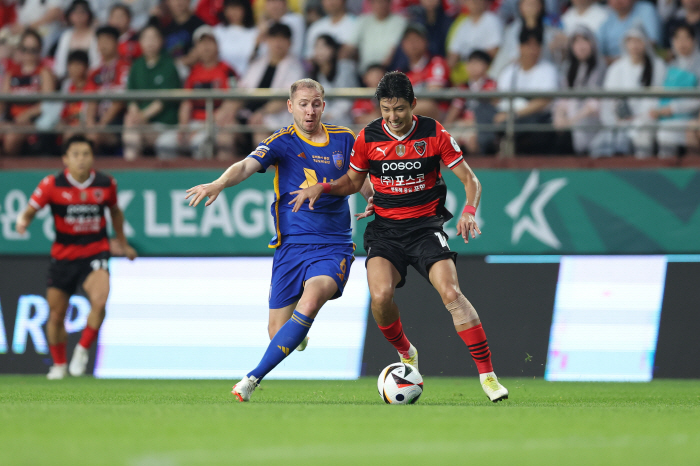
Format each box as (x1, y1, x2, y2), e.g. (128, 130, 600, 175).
(293, 124, 330, 147)
(263, 126, 293, 146)
(291, 314, 312, 327)
(325, 125, 356, 138)
(269, 163, 282, 249)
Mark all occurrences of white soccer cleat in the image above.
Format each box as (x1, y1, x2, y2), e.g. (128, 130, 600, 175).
(399, 344, 419, 372)
(69, 345, 89, 377)
(232, 375, 260, 402)
(296, 336, 310, 352)
(47, 364, 68, 380)
(480, 372, 509, 402)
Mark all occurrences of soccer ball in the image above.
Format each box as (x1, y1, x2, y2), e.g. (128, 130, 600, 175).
(377, 363, 423, 404)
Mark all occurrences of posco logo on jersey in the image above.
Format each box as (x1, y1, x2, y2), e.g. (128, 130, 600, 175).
(382, 161, 422, 173)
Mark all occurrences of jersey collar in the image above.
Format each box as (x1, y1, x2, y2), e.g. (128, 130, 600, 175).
(383, 115, 417, 141)
(294, 123, 330, 147)
(65, 169, 95, 189)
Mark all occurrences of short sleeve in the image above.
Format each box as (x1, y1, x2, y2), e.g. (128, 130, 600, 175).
(349, 130, 370, 173)
(436, 124, 464, 170)
(106, 177, 118, 207)
(247, 135, 283, 172)
(29, 175, 54, 210)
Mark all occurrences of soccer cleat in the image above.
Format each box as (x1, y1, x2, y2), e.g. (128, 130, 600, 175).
(47, 364, 68, 380)
(69, 345, 89, 377)
(480, 372, 509, 402)
(232, 375, 260, 402)
(399, 344, 419, 372)
(296, 336, 310, 352)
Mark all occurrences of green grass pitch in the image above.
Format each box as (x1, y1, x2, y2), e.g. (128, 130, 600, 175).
(1, 376, 698, 465)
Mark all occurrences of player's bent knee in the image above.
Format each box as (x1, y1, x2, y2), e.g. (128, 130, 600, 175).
(446, 294, 479, 326)
(370, 287, 395, 308)
(439, 287, 461, 305)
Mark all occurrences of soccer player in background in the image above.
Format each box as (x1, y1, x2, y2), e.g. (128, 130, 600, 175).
(290, 71, 509, 402)
(186, 79, 372, 402)
(15, 135, 137, 379)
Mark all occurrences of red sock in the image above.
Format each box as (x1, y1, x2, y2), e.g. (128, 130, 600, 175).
(78, 325, 99, 349)
(458, 324, 494, 374)
(378, 318, 412, 358)
(49, 342, 67, 365)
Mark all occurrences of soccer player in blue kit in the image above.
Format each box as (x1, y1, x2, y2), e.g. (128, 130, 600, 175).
(186, 79, 372, 401)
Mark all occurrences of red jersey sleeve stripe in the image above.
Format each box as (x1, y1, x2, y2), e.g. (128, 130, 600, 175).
(29, 198, 42, 210)
(447, 156, 464, 169)
(350, 162, 369, 172)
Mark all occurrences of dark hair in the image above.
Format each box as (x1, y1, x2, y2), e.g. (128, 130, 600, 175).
(375, 71, 414, 103)
(519, 27, 543, 45)
(20, 28, 43, 50)
(311, 34, 340, 82)
(641, 54, 653, 87)
(268, 22, 292, 39)
(221, 0, 255, 28)
(110, 3, 132, 19)
(63, 134, 95, 154)
(65, 0, 94, 27)
(96, 25, 120, 41)
(139, 23, 164, 41)
(468, 49, 493, 66)
(672, 22, 696, 40)
(402, 23, 428, 41)
(566, 34, 597, 88)
(67, 49, 89, 66)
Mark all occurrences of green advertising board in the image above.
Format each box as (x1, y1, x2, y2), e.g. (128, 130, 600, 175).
(0, 168, 698, 256)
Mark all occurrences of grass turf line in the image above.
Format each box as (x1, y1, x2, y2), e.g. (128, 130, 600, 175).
(1, 376, 698, 465)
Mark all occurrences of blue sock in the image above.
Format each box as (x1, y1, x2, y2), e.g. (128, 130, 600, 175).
(247, 310, 313, 380)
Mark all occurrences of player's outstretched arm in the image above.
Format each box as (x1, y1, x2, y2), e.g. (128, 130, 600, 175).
(186, 157, 263, 207)
(452, 161, 482, 243)
(15, 205, 37, 235)
(110, 205, 138, 260)
(289, 170, 366, 212)
(355, 176, 375, 220)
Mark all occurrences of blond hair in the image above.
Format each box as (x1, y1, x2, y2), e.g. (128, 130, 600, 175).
(289, 78, 325, 100)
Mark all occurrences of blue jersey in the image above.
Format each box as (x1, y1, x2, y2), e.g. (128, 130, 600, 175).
(247, 123, 356, 248)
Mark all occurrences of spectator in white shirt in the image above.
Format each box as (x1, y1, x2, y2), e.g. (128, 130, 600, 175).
(304, 0, 357, 59)
(447, 0, 503, 71)
(213, 0, 258, 75)
(258, 0, 306, 58)
(560, 0, 610, 36)
(495, 28, 559, 154)
(53, 0, 100, 80)
(342, 0, 407, 72)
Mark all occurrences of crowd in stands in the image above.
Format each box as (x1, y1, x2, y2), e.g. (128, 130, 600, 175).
(0, 0, 699, 159)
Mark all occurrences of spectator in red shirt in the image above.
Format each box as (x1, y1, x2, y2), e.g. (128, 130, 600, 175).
(60, 50, 90, 140)
(399, 23, 449, 119)
(351, 63, 385, 125)
(108, 4, 142, 63)
(445, 50, 499, 154)
(0, 29, 55, 156)
(157, 25, 238, 160)
(86, 26, 132, 152)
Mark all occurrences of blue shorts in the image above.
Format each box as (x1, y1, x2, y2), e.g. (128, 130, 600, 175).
(269, 243, 355, 309)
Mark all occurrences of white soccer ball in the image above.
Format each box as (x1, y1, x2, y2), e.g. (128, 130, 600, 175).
(377, 363, 423, 404)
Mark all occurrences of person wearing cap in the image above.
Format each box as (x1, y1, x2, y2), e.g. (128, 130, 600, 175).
(239, 22, 305, 144)
(52, 0, 100, 80)
(598, 0, 660, 63)
(156, 25, 239, 160)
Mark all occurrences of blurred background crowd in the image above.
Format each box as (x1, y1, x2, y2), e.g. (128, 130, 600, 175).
(0, 0, 698, 159)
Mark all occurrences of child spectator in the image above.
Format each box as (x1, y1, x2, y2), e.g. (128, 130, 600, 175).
(445, 50, 499, 155)
(52, 0, 99, 80)
(60, 50, 90, 140)
(85, 25, 132, 153)
(0, 29, 54, 155)
(157, 26, 238, 160)
(122, 24, 182, 160)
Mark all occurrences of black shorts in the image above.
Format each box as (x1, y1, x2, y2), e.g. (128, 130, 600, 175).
(363, 217, 457, 288)
(47, 251, 110, 295)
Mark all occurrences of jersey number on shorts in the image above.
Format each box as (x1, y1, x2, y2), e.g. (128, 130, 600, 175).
(90, 259, 109, 271)
(435, 232, 450, 249)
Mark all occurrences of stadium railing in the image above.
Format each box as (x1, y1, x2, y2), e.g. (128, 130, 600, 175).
(1, 88, 700, 158)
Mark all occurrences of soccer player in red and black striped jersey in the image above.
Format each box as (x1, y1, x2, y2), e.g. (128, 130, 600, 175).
(290, 71, 508, 402)
(15, 135, 137, 380)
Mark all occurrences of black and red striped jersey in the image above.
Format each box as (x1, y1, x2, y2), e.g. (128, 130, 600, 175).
(29, 169, 118, 260)
(350, 115, 464, 221)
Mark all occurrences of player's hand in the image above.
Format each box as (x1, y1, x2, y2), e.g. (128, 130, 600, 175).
(456, 213, 481, 243)
(185, 180, 224, 207)
(123, 244, 138, 261)
(355, 196, 374, 220)
(15, 213, 29, 235)
(289, 184, 324, 212)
